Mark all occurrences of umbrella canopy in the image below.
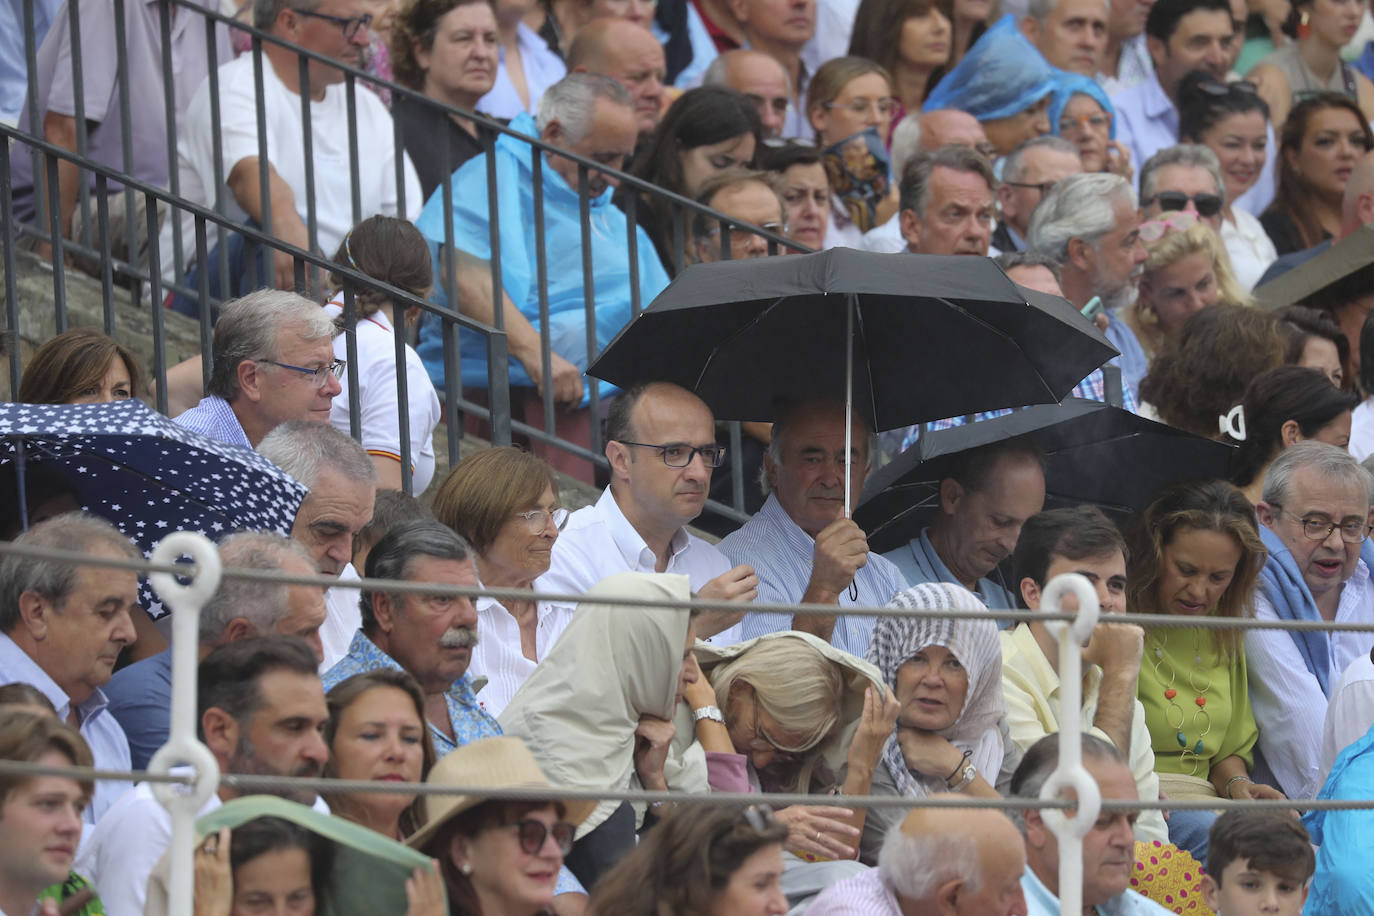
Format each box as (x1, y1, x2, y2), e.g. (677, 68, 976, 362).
(853, 399, 1235, 554)
(0, 400, 307, 619)
(588, 247, 1117, 428)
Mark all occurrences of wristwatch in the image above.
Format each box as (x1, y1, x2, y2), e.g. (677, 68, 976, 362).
(692, 705, 725, 724)
(947, 760, 978, 793)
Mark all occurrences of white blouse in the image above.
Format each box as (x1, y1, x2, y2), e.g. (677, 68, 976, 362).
(1221, 206, 1278, 292)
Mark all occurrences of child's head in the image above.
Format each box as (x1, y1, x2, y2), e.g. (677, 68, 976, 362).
(1202, 810, 1314, 916)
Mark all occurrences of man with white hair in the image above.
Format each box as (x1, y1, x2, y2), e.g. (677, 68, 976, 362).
(806, 795, 1028, 914)
(1137, 144, 1226, 232)
(1019, 0, 1110, 74)
(993, 135, 1083, 254)
(416, 71, 669, 481)
(257, 420, 377, 669)
(174, 289, 343, 449)
(1027, 172, 1149, 401)
(103, 531, 327, 769)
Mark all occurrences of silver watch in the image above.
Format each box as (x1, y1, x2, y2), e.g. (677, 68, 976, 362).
(947, 761, 978, 793)
(692, 705, 725, 724)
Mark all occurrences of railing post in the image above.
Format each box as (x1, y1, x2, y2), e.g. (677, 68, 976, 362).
(1039, 572, 1102, 916)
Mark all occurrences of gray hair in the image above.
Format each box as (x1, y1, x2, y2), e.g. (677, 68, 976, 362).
(1027, 172, 1135, 261)
(0, 512, 139, 633)
(199, 531, 316, 643)
(760, 400, 879, 496)
(1008, 732, 1125, 831)
(1002, 135, 1079, 184)
(253, 0, 321, 29)
(995, 249, 1063, 283)
(1024, 0, 1060, 23)
(207, 289, 337, 401)
(889, 113, 923, 182)
(257, 420, 377, 490)
(899, 145, 997, 219)
(1139, 143, 1226, 207)
(359, 520, 473, 633)
(878, 827, 982, 900)
(690, 168, 785, 242)
(535, 72, 633, 144)
(1262, 440, 1374, 508)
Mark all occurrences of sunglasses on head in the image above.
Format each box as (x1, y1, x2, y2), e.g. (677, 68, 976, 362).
(501, 818, 577, 856)
(1146, 190, 1223, 218)
(1196, 78, 1258, 98)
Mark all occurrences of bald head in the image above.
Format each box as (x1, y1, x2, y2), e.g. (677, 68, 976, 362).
(880, 799, 1028, 914)
(702, 49, 792, 139)
(567, 18, 667, 137)
(918, 109, 990, 153)
(1340, 150, 1374, 238)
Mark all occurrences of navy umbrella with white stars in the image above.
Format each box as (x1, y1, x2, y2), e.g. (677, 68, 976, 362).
(0, 399, 307, 620)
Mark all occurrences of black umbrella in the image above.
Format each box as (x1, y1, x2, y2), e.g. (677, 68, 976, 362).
(853, 399, 1236, 554)
(589, 247, 1117, 517)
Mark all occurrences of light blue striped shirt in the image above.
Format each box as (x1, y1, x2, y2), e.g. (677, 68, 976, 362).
(718, 495, 908, 657)
(172, 395, 251, 449)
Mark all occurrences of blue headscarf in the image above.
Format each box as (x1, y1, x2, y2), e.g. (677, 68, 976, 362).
(924, 15, 1057, 121)
(1048, 70, 1118, 140)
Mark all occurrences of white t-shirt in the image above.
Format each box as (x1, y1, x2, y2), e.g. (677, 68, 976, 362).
(1321, 650, 1374, 782)
(325, 301, 440, 495)
(320, 563, 362, 672)
(1221, 207, 1278, 292)
(162, 53, 421, 284)
(469, 591, 575, 718)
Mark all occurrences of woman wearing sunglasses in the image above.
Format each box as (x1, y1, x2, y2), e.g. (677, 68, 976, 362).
(431, 447, 571, 719)
(589, 804, 791, 916)
(1121, 211, 1251, 367)
(1178, 73, 1278, 291)
(1247, 0, 1374, 133)
(1261, 92, 1374, 255)
(409, 736, 596, 916)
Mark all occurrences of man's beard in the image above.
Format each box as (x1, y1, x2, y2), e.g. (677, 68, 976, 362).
(228, 737, 322, 806)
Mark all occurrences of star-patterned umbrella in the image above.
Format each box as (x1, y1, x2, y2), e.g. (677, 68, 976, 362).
(0, 400, 307, 620)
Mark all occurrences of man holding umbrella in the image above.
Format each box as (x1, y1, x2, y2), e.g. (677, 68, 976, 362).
(719, 399, 908, 655)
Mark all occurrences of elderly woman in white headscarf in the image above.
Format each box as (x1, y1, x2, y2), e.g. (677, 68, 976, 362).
(859, 582, 1019, 864)
(498, 571, 708, 889)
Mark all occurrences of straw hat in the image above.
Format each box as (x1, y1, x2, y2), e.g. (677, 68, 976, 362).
(406, 736, 599, 852)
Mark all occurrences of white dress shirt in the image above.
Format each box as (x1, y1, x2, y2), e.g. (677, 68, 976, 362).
(1222, 207, 1278, 292)
(320, 564, 362, 672)
(1321, 650, 1374, 782)
(537, 487, 745, 644)
(469, 590, 574, 718)
(1246, 562, 1374, 798)
(1350, 399, 1374, 462)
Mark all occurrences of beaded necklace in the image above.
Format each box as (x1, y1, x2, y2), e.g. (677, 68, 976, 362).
(1150, 629, 1212, 778)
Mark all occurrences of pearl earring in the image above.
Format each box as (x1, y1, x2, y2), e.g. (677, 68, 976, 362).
(460, 863, 473, 876)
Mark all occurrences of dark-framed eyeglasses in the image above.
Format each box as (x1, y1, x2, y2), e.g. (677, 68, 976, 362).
(1144, 190, 1224, 219)
(1005, 179, 1057, 196)
(501, 818, 577, 856)
(514, 507, 570, 534)
(1271, 505, 1373, 545)
(616, 441, 727, 468)
(258, 358, 347, 388)
(1057, 112, 1111, 134)
(290, 7, 373, 40)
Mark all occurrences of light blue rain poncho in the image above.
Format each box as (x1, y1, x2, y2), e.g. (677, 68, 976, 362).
(414, 112, 670, 405)
(924, 15, 1057, 122)
(1304, 723, 1374, 914)
(1048, 70, 1118, 140)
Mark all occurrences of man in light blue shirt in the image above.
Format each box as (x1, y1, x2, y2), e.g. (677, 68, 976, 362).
(1014, 733, 1177, 916)
(0, 513, 139, 826)
(719, 400, 907, 656)
(883, 440, 1045, 611)
(1109, 0, 1275, 216)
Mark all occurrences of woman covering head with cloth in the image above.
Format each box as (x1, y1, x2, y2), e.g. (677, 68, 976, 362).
(677, 631, 899, 863)
(498, 572, 708, 888)
(923, 15, 1057, 157)
(1048, 70, 1133, 179)
(860, 582, 1014, 864)
(1127, 480, 1282, 861)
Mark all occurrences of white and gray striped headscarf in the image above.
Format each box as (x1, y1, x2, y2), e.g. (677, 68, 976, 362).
(866, 582, 1006, 798)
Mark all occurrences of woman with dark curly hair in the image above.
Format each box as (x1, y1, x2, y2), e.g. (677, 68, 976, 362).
(389, 0, 501, 199)
(1128, 479, 1281, 861)
(1138, 303, 1287, 440)
(1229, 365, 1358, 504)
(588, 804, 790, 916)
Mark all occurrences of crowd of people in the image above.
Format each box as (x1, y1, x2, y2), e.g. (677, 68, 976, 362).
(13, 0, 1374, 911)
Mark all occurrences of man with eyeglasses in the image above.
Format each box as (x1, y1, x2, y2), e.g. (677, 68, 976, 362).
(161, 0, 421, 301)
(702, 50, 792, 140)
(690, 169, 789, 263)
(1249, 441, 1374, 800)
(993, 136, 1083, 255)
(1137, 143, 1226, 232)
(539, 381, 759, 643)
(175, 289, 344, 449)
